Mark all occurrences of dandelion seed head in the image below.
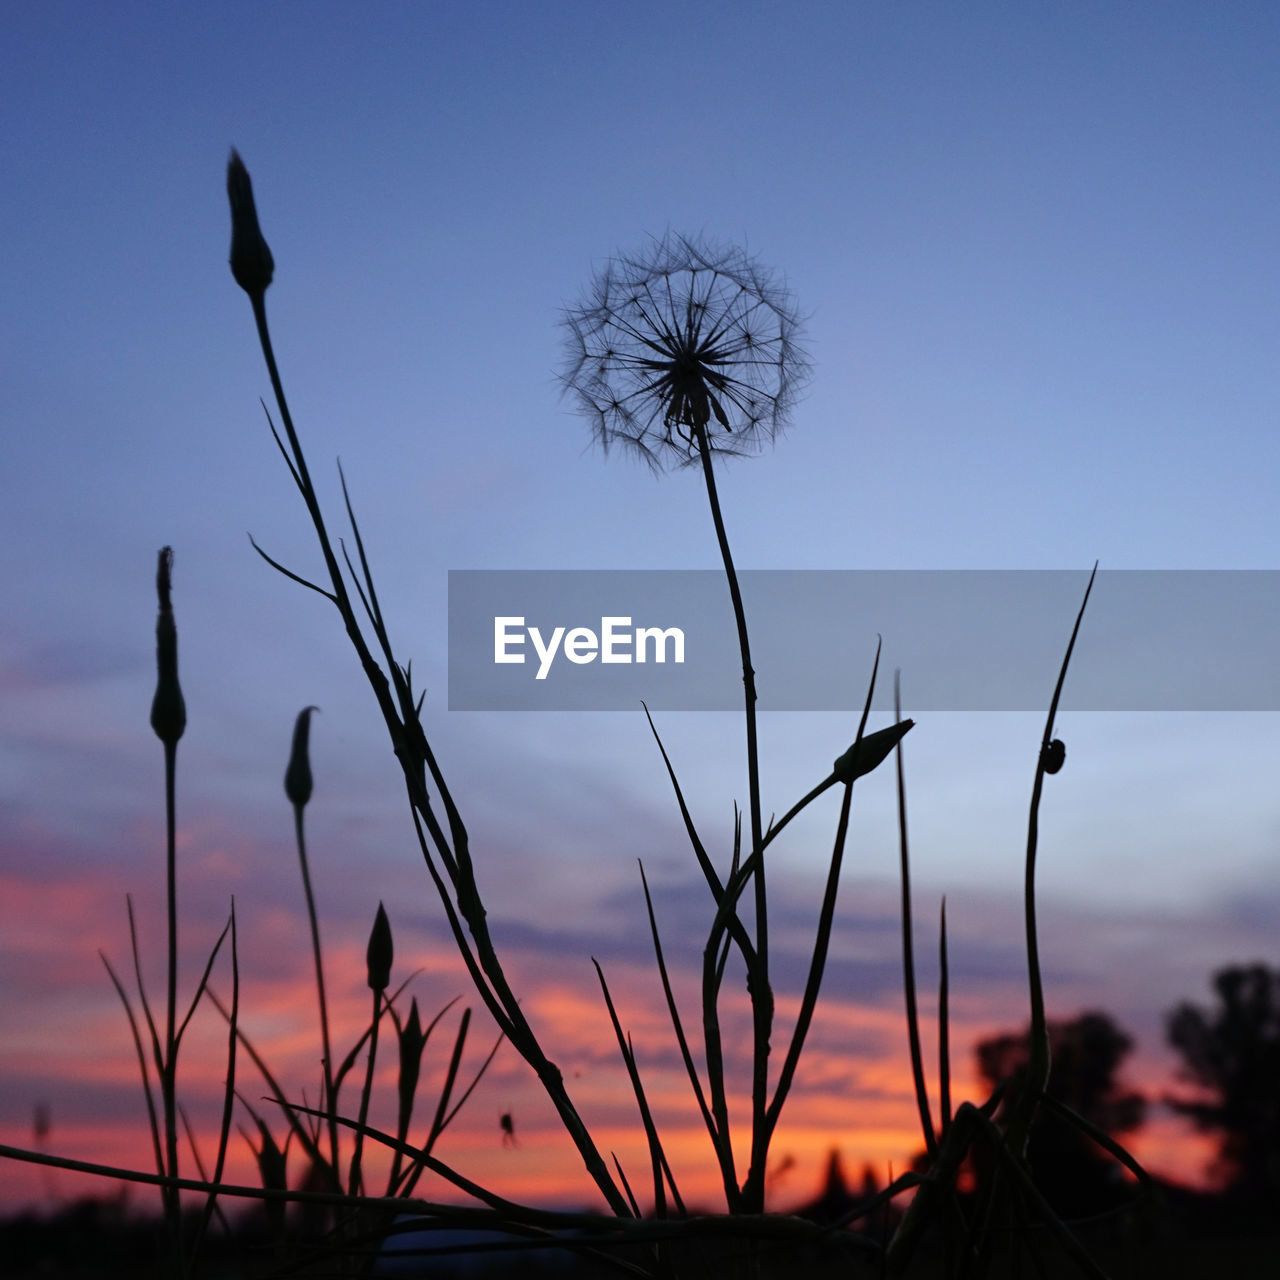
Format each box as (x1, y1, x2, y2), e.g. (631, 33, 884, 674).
(561, 232, 809, 470)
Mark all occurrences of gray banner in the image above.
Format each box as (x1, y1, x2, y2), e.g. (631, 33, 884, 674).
(446, 570, 1280, 711)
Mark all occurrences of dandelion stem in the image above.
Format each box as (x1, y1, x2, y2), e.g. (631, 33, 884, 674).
(694, 424, 771, 1213)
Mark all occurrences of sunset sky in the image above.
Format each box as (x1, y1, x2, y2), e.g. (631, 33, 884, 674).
(3, 1, 1279, 1217)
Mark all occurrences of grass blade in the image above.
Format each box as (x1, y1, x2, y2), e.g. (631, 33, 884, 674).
(894, 670, 936, 1159)
(637, 862, 722, 1160)
(938, 897, 952, 1140)
(101, 951, 164, 1181)
(593, 959, 685, 1218)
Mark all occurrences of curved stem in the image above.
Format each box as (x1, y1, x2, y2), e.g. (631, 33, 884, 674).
(1006, 564, 1097, 1162)
(693, 426, 771, 1212)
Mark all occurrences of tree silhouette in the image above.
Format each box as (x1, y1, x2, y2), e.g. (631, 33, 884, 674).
(1165, 963, 1280, 1209)
(975, 1010, 1146, 1216)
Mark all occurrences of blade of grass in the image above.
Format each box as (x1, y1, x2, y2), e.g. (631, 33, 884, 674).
(424, 1006, 469, 1150)
(175, 912, 233, 1047)
(970, 1106, 1111, 1280)
(894, 670, 936, 1160)
(207, 988, 329, 1179)
(637, 862, 727, 1180)
(938, 898, 952, 1141)
(248, 534, 337, 602)
(125, 895, 163, 1082)
(763, 643, 885, 1141)
(260, 399, 305, 494)
(395, 1026, 505, 1201)
(332, 972, 416, 1093)
(1038, 1093, 1156, 1195)
(187, 903, 240, 1267)
(179, 1106, 234, 1252)
(593, 960, 685, 1218)
(101, 951, 165, 1181)
(763, 776, 854, 1142)
(288, 1105, 544, 1214)
(612, 1155, 642, 1220)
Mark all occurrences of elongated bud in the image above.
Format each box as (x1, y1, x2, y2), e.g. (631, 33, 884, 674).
(149, 547, 186, 745)
(284, 706, 319, 809)
(396, 998, 426, 1122)
(227, 148, 274, 298)
(366, 902, 393, 993)
(832, 719, 913, 785)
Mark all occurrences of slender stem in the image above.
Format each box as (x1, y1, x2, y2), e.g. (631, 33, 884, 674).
(349, 989, 383, 1198)
(693, 426, 770, 1213)
(294, 804, 340, 1188)
(692, 429, 765, 935)
(1006, 565, 1097, 1163)
(247, 291, 629, 1218)
(161, 737, 185, 1277)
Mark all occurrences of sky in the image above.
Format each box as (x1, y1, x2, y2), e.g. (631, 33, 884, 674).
(2, 0, 1279, 1219)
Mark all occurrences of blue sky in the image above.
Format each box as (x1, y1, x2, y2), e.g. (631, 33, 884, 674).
(2, 1, 1279, 1210)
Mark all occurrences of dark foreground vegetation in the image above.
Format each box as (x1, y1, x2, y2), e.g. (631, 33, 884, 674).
(3, 1174, 1279, 1280)
(8, 966, 1278, 1278)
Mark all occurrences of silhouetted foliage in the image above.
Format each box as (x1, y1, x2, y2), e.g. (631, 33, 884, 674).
(793, 1148, 887, 1228)
(1166, 963, 1280, 1210)
(975, 1010, 1146, 1217)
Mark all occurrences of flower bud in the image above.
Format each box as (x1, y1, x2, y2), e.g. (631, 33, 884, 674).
(366, 902, 393, 993)
(832, 719, 913, 785)
(149, 547, 186, 746)
(227, 148, 274, 298)
(396, 997, 426, 1122)
(284, 706, 319, 809)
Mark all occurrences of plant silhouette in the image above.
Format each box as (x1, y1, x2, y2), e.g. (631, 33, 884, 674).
(973, 1011, 1146, 1217)
(1166, 963, 1280, 1213)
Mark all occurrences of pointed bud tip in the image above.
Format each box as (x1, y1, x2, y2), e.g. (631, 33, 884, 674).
(227, 147, 275, 297)
(366, 902, 393, 992)
(832, 719, 913, 785)
(284, 705, 320, 809)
